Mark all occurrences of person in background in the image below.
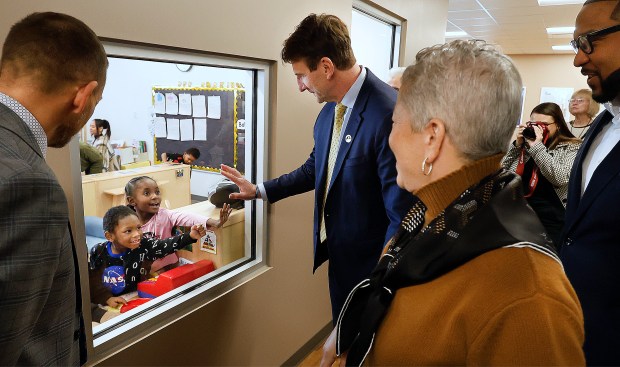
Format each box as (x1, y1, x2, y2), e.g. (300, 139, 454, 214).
(90, 118, 119, 172)
(320, 39, 584, 367)
(79, 141, 104, 175)
(568, 88, 600, 139)
(161, 147, 200, 165)
(124, 176, 231, 274)
(220, 13, 413, 322)
(562, 0, 620, 364)
(88, 205, 206, 312)
(0, 12, 108, 366)
(501, 102, 581, 247)
(387, 66, 406, 90)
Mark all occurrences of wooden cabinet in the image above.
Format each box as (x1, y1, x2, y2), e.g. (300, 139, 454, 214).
(174, 201, 245, 269)
(82, 164, 191, 218)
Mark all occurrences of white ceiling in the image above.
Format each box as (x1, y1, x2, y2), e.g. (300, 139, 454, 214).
(446, 0, 584, 55)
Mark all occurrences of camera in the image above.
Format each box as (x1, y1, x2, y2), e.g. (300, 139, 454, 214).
(522, 121, 548, 140)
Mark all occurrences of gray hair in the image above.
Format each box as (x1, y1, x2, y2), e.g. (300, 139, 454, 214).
(398, 40, 522, 160)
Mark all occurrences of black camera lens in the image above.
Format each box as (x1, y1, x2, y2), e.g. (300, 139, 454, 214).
(522, 126, 536, 140)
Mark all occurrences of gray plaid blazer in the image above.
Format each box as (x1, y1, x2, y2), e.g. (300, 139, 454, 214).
(0, 102, 85, 366)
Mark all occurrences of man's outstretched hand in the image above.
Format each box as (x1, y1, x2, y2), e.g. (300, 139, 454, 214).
(220, 164, 258, 200)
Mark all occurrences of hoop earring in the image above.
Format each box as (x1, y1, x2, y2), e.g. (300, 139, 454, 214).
(421, 158, 433, 176)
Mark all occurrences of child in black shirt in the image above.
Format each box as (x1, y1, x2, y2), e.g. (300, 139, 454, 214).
(88, 205, 206, 308)
(161, 147, 200, 165)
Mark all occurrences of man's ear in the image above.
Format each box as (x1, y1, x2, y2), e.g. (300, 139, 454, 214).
(320, 57, 335, 80)
(72, 80, 99, 114)
(423, 118, 447, 163)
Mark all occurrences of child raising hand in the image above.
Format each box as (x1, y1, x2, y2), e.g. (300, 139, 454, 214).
(88, 205, 207, 308)
(124, 176, 231, 273)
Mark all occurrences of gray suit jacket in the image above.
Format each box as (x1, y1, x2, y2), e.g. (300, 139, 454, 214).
(0, 102, 85, 365)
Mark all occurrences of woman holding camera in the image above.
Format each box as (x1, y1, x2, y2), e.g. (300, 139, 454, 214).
(501, 102, 581, 247)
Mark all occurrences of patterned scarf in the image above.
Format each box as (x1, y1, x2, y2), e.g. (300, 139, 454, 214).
(336, 169, 557, 366)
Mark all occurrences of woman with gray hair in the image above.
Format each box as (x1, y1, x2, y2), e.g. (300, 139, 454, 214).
(568, 88, 600, 139)
(320, 40, 584, 366)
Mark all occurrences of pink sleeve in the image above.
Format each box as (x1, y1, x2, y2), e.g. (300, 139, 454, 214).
(164, 208, 210, 227)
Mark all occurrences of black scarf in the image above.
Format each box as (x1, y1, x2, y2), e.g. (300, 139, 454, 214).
(336, 169, 557, 366)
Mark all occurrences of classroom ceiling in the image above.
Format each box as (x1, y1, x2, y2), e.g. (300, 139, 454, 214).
(446, 0, 585, 55)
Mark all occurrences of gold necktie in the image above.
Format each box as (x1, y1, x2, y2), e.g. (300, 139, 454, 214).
(320, 103, 347, 243)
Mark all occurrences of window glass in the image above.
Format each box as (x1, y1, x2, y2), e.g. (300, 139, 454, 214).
(351, 8, 401, 82)
(81, 41, 268, 350)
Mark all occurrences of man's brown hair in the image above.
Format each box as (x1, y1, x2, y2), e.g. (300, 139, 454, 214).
(281, 13, 356, 71)
(0, 12, 108, 94)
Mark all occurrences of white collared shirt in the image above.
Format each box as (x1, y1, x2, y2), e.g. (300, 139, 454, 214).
(581, 96, 620, 196)
(0, 92, 47, 157)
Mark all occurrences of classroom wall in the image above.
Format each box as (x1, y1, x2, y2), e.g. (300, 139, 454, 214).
(509, 53, 596, 121)
(0, 1, 447, 365)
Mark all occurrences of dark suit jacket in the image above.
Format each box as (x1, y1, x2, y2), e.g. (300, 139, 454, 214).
(560, 109, 620, 366)
(264, 69, 413, 312)
(0, 102, 85, 365)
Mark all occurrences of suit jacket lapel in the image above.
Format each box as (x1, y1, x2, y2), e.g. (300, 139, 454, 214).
(316, 102, 336, 201)
(564, 111, 615, 233)
(326, 77, 371, 192)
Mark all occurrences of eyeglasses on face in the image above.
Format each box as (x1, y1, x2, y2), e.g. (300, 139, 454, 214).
(528, 121, 555, 126)
(569, 98, 586, 104)
(570, 24, 620, 54)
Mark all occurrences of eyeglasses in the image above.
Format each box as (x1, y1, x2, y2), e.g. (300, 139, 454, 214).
(528, 121, 555, 126)
(570, 24, 620, 54)
(569, 98, 586, 104)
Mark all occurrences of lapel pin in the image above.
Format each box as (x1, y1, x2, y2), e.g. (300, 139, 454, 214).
(345, 134, 352, 143)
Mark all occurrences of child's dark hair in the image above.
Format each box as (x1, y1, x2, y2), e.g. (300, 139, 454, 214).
(103, 205, 138, 232)
(94, 118, 111, 139)
(124, 176, 156, 198)
(185, 147, 200, 159)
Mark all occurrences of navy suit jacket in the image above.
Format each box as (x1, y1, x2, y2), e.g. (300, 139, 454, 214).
(560, 109, 620, 366)
(264, 69, 412, 306)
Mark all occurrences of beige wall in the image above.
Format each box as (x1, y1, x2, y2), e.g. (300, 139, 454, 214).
(509, 54, 592, 121)
(0, 1, 447, 365)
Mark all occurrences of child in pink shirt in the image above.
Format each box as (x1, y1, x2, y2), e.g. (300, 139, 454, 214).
(124, 175, 231, 273)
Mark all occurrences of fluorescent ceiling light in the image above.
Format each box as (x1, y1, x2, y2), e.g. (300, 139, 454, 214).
(445, 31, 469, 38)
(552, 45, 574, 51)
(538, 0, 584, 6)
(547, 26, 575, 34)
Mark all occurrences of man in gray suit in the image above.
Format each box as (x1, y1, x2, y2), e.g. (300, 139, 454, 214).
(0, 13, 107, 365)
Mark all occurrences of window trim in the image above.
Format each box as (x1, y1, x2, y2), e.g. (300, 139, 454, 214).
(81, 38, 273, 363)
(352, 0, 405, 68)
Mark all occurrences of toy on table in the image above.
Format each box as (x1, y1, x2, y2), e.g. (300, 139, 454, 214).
(138, 259, 214, 298)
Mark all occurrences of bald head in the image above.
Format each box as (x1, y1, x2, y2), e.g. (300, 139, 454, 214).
(583, 0, 620, 20)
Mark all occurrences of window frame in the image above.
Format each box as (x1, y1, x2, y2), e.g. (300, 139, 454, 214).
(80, 38, 272, 362)
(352, 0, 404, 70)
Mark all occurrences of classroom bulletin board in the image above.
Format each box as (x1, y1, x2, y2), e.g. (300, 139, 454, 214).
(152, 86, 245, 173)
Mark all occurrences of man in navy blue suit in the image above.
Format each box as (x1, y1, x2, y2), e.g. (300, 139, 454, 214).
(561, 0, 620, 365)
(221, 13, 412, 321)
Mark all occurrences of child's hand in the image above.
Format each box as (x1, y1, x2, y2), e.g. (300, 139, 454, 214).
(106, 296, 128, 308)
(190, 224, 207, 240)
(216, 203, 232, 228)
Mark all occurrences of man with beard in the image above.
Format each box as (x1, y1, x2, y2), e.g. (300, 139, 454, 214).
(561, 0, 620, 365)
(0, 12, 107, 366)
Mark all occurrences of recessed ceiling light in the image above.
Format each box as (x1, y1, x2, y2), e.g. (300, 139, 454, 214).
(538, 0, 584, 6)
(546, 26, 575, 34)
(552, 45, 574, 51)
(445, 31, 469, 38)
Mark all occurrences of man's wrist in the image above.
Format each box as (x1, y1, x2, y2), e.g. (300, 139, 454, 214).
(254, 185, 260, 199)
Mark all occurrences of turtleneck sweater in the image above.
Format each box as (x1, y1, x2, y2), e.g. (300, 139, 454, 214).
(366, 154, 585, 366)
